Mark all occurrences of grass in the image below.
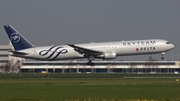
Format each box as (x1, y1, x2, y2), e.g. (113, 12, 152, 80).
(0, 73, 179, 101)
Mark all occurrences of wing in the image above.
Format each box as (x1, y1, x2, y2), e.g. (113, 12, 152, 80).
(67, 44, 103, 56)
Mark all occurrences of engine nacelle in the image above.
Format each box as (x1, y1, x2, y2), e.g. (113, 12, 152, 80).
(99, 51, 117, 59)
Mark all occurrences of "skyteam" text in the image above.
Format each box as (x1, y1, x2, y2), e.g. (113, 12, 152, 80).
(123, 40, 156, 46)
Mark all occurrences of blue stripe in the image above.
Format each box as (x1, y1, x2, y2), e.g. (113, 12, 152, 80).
(46, 46, 63, 59)
(39, 46, 68, 60)
(39, 45, 57, 56)
(51, 49, 68, 60)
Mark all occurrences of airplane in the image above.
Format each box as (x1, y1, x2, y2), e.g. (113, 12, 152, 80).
(4, 25, 174, 66)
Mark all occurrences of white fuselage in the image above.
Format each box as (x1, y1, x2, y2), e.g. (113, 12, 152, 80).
(12, 39, 174, 61)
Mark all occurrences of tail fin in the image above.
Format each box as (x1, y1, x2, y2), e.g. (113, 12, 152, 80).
(3, 25, 34, 51)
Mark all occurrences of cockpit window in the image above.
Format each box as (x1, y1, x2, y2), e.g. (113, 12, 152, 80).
(166, 42, 171, 44)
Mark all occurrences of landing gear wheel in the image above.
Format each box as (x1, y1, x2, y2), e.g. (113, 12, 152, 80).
(86, 60, 95, 66)
(161, 57, 164, 60)
(87, 61, 91, 65)
(90, 63, 95, 66)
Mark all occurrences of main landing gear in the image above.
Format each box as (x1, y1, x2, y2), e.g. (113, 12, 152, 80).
(86, 55, 95, 66)
(161, 52, 165, 60)
(87, 60, 95, 66)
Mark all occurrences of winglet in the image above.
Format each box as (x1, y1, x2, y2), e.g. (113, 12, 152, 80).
(4, 25, 34, 51)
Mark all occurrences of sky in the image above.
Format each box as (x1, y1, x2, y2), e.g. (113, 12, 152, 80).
(0, 0, 180, 61)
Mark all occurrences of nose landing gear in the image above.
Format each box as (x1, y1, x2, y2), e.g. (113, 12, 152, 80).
(161, 52, 165, 60)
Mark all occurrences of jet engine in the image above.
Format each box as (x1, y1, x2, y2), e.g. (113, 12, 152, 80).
(98, 51, 117, 59)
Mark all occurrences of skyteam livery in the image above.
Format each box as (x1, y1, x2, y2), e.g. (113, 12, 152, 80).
(4, 25, 174, 66)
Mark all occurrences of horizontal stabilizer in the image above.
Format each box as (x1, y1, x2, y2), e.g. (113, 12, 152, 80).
(9, 51, 28, 55)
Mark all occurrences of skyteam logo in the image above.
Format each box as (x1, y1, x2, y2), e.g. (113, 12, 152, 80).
(39, 45, 68, 60)
(10, 33, 20, 42)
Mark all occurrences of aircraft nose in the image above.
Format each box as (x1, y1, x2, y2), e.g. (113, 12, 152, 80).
(169, 44, 175, 49)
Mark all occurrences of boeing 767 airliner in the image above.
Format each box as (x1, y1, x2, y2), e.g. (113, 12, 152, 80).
(4, 25, 174, 66)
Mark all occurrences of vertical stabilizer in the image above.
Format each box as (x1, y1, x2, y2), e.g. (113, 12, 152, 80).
(4, 25, 34, 51)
